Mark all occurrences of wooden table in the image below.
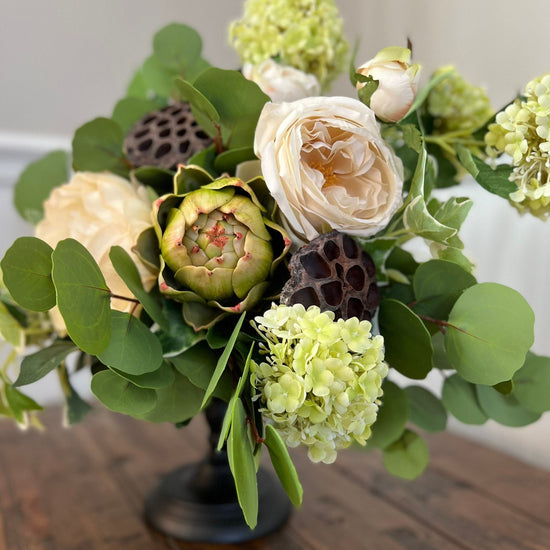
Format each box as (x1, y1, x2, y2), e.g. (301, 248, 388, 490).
(1, 408, 549, 550)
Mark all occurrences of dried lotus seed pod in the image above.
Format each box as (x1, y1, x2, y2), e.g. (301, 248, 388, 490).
(124, 102, 213, 170)
(280, 230, 380, 321)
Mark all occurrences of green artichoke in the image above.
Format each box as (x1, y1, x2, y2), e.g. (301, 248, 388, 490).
(153, 166, 290, 331)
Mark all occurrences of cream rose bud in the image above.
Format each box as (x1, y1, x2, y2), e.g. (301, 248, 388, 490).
(254, 96, 403, 244)
(242, 59, 321, 103)
(357, 47, 421, 123)
(36, 171, 156, 335)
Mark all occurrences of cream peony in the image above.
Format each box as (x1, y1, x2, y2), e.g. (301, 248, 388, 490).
(357, 47, 420, 123)
(242, 59, 321, 103)
(36, 171, 156, 334)
(254, 96, 403, 244)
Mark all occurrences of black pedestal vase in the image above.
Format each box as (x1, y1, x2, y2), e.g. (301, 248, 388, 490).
(144, 399, 292, 543)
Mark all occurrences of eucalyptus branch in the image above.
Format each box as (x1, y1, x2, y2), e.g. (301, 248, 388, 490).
(56, 361, 72, 398)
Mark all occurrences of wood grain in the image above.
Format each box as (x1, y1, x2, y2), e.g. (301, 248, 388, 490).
(0, 408, 549, 550)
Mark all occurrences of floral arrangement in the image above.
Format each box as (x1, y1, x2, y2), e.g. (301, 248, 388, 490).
(1, 0, 550, 530)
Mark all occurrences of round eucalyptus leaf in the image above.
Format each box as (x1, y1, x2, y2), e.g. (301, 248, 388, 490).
(51, 239, 111, 355)
(14, 150, 69, 224)
(445, 283, 534, 385)
(97, 311, 163, 375)
(513, 353, 550, 413)
(1, 237, 56, 312)
(382, 430, 429, 480)
(111, 361, 175, 390)
(404, 386, 447, 432)
(112, 97, 161, 135)
(367, 381, 408, 449)
(476, 384, 541, 427)
(91, 370, 157, 416)
(138, 372, 204, 423)
(378, 299, 433, 379)
(441, 373, 487, 425)
(413, 259, 476, 301)
(72, 117, 128, 177)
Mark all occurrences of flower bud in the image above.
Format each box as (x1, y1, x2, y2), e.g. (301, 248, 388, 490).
(356, 47, 421, 123)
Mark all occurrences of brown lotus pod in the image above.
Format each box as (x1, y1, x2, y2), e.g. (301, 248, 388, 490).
(124, 103, 213, 170)
(280, 231, 380, 321)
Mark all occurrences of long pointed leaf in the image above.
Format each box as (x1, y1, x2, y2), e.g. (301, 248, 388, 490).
(200, 312, 245, 409)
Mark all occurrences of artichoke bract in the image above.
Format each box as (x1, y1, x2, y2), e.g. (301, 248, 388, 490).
(153, 166, 291, 331)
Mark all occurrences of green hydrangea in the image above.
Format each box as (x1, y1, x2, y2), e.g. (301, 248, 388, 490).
(251, 303, 387, 464)
(229, 0, 348, 91)
(485, 73, 550, 217)
(428, 66, 493, 133)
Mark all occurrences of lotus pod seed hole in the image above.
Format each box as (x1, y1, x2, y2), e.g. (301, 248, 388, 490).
(346, 265, 365, 291)
(343, 234, 359, 258)
(323, 240, 340, 261)
(290, 287, 321, 308)
(301, 251, 331, 279)
(321, 281, 343, 306)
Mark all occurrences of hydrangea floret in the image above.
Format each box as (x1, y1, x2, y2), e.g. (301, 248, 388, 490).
(229, 0, 348, 90)
(251, 303, 387, 464)
(428, 65, 493, 134)
(485, 73, 550, 217)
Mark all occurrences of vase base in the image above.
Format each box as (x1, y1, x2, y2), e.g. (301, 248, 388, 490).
(144, 461, 292, 544)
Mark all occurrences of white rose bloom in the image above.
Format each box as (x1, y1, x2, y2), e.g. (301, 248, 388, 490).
(243, 59, 321, 103)
(357, 47, 421, 123)
(36, 171, 156, 335)
(254, 96, 403, 244)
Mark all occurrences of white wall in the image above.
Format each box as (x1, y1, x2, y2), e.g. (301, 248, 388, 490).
(1, 1, 549, 468)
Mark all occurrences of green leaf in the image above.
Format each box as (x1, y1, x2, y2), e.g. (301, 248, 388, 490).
(513, 353, 550, 414)
(406, 68, 452, 117)
(131, 167, 174, 197)
(64, 382, 92, 425)
(445, 283, 534, 385)
(356, 75, 379, 107)
(139, 371, 204, 423)
(4, 385, 42, 423)
(456, 146, 516, 199)
(72, 117, 129, 177)
(217, 343, 254, 451)
(175, 78, 220, 137)
(213, 147, 256, 175)
(133, 226, 161, 273)
(126, 69, 149, 99)
(228, 399, 258, 529)
(441, 373, 488, 425)
(265, 424, 303, 507)
(378, 299, 433, 379)
(201, 312, 246, 408)
(382, 430, 429, 480)
(0, 301, 25, 349)
(141, 55, 177, 98)
(14, 341, 77, 387)
(1, 237, 56, 312)
(191, 68, 269, 149)
(111, 360, 175, 389)
(493, 380, 514, 395)
(413, 259, 476, 301)
(109, 246, 168, 331)
(112, 97, 161, 135)
(404, 195, 458, 244)
(404, 386, 447, 432)
(51, 238, 111, 355)
(14, 150, 69, 224)
(170, 341, 232, 401)
(153, 24, 208, 81)
(385, 247, 419, 278)
(431, 196, 473, 236)
(91, 369, 157, 416)
(368, 381, 409, 449)
(476, 385, 541, 427)
(97, 311, 163, 375)
(155, 299, 206, 356)
(401, 124, 423, 153)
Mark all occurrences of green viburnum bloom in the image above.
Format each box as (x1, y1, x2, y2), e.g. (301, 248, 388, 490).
(428, 65, 493, 134)
(229, 0, 349, 91)
(251, 303, 387, 464)
(485, 73, 550, 217)
(153, 166, 291, 331)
